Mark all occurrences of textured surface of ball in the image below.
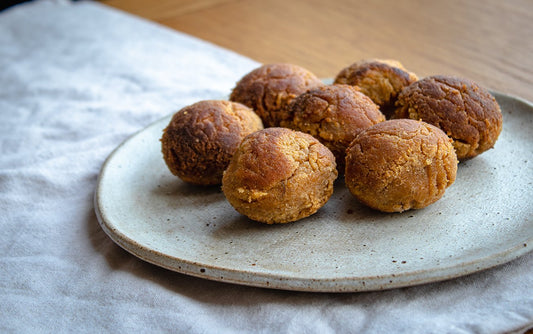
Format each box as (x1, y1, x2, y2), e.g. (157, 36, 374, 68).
(161, 100, 263, 185)
(334, 59, 418, 117)
(394, 75, 503, 160)
(229, 63, 323, 127)
(222, 127, 337, 223)
(345, 119, 458, 213)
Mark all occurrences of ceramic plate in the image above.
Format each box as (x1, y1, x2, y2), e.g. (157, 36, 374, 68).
(95, 91, 533, 292)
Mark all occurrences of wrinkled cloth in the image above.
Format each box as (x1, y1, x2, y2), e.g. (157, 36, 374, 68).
(0, 1, 532, 333)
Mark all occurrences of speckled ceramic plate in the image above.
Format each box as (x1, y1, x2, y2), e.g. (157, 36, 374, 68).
(95, 91, 532, 292)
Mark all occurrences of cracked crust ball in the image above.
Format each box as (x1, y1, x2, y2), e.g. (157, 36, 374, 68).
(334, 59, 418, 118)
(229, 63, 323, 127)
(222, 127, 338, 224)
(161, 100, 263, 186)
(393, 75, 503, 160)
(280, 84, 385, 172)
(345, 119, 458, 213)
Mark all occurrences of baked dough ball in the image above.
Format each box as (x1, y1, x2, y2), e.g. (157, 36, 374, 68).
(222, 127, 337, 224)
(345, 119, 458, 213)
(229, 63, 323, 127)
(334, 59, 418, 118)
(161, 100, 263, 185)
(394, 75, 503, 160)
(280, 84, 385, 172)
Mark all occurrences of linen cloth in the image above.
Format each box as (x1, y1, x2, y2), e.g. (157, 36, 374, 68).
(0, 1, 532, 333)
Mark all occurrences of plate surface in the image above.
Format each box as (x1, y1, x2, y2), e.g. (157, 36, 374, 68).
(95, 92, 533, 292)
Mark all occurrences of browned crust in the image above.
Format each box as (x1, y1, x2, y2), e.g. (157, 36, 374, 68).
(229, 63, 323, 127)
(334, 59, 418, 117)
(161, 100, 263, 185)
(345, 119, 458, 213)
(394, 75, 503, 160)
(280, 84, 385, 172)
(222, 127, 337, 223)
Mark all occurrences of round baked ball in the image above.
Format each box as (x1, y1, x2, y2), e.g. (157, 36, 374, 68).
(280, 84, 385, 172)
(229, 63, 323, 127)
(334, 59, 418, 118)
(222, 127, 337, 224)
(345, 119, 458, 213)
(394, 75, 503, 160)
(161, 100, 263, 185)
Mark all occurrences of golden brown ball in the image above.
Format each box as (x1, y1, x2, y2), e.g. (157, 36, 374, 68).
(280, 84, 385, 172)
(222, 127, 338, 224)
(345, 119, 458, 213)
(334, 59, 418, 118)
(394, 75, 503, 160)
(161, 100, 263, 185)
(229, 63, 323, 127)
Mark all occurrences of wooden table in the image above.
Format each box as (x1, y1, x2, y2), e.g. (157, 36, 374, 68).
(101, 0, 533, 102)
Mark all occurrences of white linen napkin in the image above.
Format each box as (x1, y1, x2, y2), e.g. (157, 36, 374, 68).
(0, 1, 531, 333)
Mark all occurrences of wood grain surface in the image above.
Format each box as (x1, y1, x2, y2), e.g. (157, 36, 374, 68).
(101, 0, 533, 102)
